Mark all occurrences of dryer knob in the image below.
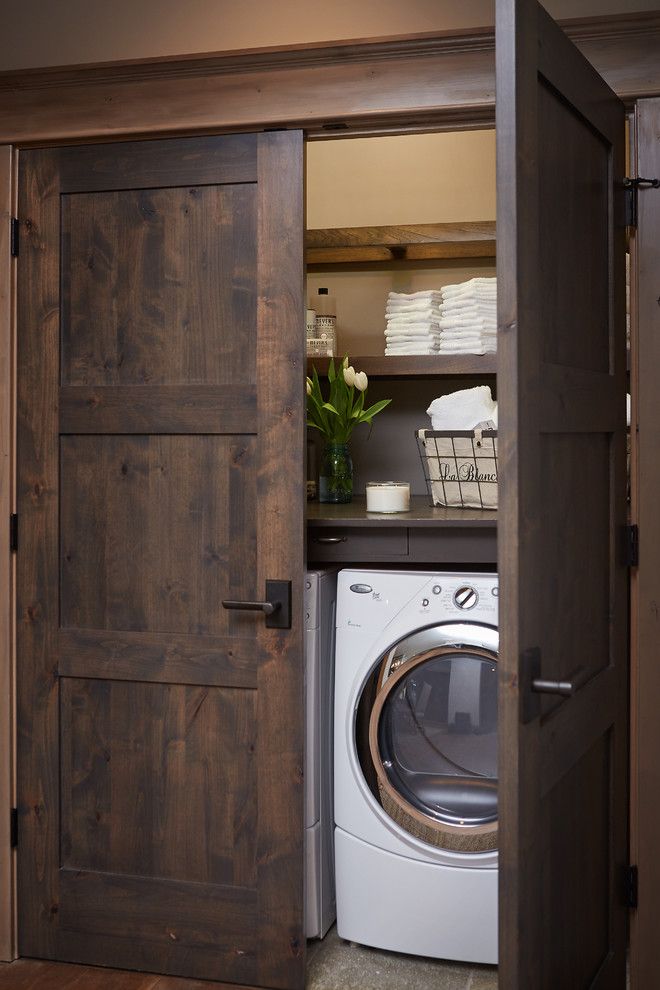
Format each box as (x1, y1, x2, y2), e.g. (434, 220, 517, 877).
(454, 585, 478, 610)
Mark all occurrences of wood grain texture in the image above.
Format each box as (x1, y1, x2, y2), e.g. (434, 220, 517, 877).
(61, 184, 256, 387)
(306, 354, 497, 379)
(0, 145, 15, 963)
(306, 222, 496, 263)
(59, 435, 258, 636)
(496, 3, 628, 988)
(0, 957, 265, 990)
(255, 131, 306, 990)
(16, 148, 61, 961)
(307, 495, 498, 527)
(0, 16, 658, 143)
(17, 131, 307, 987)
(629, 97, 660, 990)
(59, 386, 257, 434)
(60, 679, 257, 886)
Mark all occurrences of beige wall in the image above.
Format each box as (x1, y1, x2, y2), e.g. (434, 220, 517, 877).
(0, 0, 659, 71)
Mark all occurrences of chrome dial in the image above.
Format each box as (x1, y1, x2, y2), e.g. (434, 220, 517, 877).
(453, 585, 478, 610)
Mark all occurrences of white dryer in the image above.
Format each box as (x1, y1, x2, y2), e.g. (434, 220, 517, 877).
(334, 569, 498, 964)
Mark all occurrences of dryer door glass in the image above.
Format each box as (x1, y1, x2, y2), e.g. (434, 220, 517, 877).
(376, 651, 498, 829)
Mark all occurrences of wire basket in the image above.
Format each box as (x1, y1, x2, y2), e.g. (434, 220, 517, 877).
(416, 428, 498, 510)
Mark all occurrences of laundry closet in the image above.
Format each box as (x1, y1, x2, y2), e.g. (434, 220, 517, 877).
(1, 5, 658, 990)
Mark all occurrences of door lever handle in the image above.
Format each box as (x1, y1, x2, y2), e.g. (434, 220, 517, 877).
(222, 598, 278, 615)
(222, 580, 291, 629)
(531, 678, 574, 697)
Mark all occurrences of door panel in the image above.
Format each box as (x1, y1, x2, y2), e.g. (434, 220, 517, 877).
(17, 131, 305, 989)
(496, 2, 627, 988)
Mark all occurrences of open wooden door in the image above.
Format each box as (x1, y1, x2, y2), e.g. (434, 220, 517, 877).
(16, 132, 306, 989)
(496, 2, 628, 987)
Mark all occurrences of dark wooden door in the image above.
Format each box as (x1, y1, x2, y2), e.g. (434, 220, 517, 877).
(16, 132, 306, 989)
(496, 2, 628, 988)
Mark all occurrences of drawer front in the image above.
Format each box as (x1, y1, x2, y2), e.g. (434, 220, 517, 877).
(307, 526, 408, 561)
(408, 528, 497, 564)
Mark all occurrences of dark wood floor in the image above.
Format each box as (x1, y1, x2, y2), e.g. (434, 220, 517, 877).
(0, 959, 262, 990)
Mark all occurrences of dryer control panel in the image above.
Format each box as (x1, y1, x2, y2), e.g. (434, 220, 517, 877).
(416, 575, 498, 622)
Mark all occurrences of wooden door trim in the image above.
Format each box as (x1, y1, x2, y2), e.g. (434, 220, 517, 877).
(0, 144, 16, 963)
(0, 14, 659, 146)
(629, 96, 660, 990)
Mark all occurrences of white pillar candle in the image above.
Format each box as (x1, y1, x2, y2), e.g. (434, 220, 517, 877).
(366, 482, 411, 513)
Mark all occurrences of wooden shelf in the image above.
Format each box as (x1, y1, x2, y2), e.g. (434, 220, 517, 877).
(307, 496, 497, 528)
(307, 354, 496, 378)
(306, 222, 496, 265)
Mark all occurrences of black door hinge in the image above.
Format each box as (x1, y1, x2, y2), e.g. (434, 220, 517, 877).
(623, 177, 660, 228)
(9, 513, 17, 553)
(625, 864, 638, 909)
(625, 523, 639, 567)
(10, 808, 17, 848)
(10, 218, 19, 257)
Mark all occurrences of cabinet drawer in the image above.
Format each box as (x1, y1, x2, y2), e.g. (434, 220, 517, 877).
(408, 528, 497, 564)
(307, 526, 408, 561)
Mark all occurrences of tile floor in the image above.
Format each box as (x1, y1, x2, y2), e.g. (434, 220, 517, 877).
(306, 926, 497, 990)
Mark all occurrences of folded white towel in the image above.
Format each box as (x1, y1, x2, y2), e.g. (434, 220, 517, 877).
(385, 308, 442, 322)
(386, 338, 441, 349)
(385, 329, 442, 339)
(385, 347, 441, 355)
(439, 298, 496, 315)
(427, 385, 497, 431)
(439, 316, 496, 331)
(442, 277, 496, 297)
(388, 290, 443, 301)
(439, 341, 496, 354)
(385, 321, 441, 334)
(439, 331, 496, 343)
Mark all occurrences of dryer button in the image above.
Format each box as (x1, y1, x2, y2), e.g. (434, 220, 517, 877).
(350, 583, 373, 594)
(432, 585, 442, 595)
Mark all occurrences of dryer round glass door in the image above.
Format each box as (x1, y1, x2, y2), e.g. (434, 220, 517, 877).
(357, 628, 498, 853)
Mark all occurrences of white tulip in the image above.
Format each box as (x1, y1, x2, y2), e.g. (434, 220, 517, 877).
(354, 371, 368, 392)
(343, 365, 356, 387)
(342, 355, 350, 369)
(306, 377, 312, 395)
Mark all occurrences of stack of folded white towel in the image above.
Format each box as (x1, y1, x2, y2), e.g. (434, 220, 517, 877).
(438, 277, 497, 354)
(384, 290, 442, 355)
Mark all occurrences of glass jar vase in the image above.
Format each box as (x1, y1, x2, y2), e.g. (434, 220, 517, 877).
(319, 442, 353, 504)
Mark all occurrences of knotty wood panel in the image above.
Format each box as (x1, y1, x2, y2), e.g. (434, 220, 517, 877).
(60, 435, 257, 637)
(61, 184, 256, 387)
(538, 83, 609, 374)
(60, 678, 257, 887)
(59, 385, 257, 434)
(496, 3, 627, 988)
(0, 958, 265, 990)
(57, 629, 261, 689)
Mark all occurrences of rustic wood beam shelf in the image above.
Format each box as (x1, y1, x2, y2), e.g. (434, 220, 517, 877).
(306, 354, 497, 378)
(306, 222, 496, 265)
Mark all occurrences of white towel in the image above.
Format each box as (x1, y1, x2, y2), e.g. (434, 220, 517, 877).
(438, 316, 496, 331)
(442, 277, 496, 297)
(439, 298, 496, 315)
(386, 338, 441, 350)
(439, 331, 496, 344)
(439, 341, 496, 354)
(385, 330, 442, 340)
(384, 307, 441, 322)
(388, 290, 443, 301)
(386, 321, 440, 332)
(385, 346, 441, 355)
(427, 386, 497, 431)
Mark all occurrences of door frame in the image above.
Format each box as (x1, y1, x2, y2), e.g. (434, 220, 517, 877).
(1, 11, 660, 966)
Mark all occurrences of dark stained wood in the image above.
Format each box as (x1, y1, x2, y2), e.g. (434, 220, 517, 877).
(307, 354, 497, 379)
(496, 3, 627, 988)
(307, 495, 498, 527)
(305, 221, 496, 263)
(0, 957, 266, 990)
(57, 629, 261, 689)
(0, 144, 15, 963)
(629, 96, 660, 990)
(59, 386, 257, 433)
(254, 131, 305, 990)
(17, 131, 306, 988)
(0, 16, 659, 144)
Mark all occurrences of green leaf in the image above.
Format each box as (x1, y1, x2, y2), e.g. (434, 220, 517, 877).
(322, 402, 339, 415)
(358, 398, 392, 422)
(327, 357, 336, 383)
